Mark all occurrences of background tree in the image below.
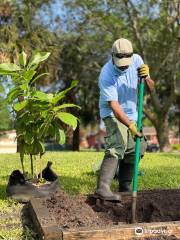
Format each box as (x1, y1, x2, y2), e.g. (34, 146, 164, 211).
(0, 81, 12, 130)
(59, 1, 129, 149)
(61, 0, 179, 151)
(0, 0, 61, 84)
(0, 0, 179, 151)
(122, 0, 179, 151)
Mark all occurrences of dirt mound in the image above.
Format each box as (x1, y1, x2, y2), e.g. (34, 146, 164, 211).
(43, 189, 180, 231)
(43, 191, 108, 229)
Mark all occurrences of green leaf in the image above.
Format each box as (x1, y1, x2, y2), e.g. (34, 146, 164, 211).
(41, 110, 48, 118)
(47, 124, 55, 137)
(13, 100, 28, 111)
(19, 51, 27, 67)
(18, 111, 29, 119)
(23, 70, 36, 83)
(54, 103, 81, 111)
(56, 112, 78, 130)
(30, 73, 49, 84)
(32, 91, 50, 102)
(0, 63, 21, 72)
(52, 80, 78, 104)
(7, 87, 22, 103)
(23, 114, 34, 125)
(31, 101, 51, 111)
(39, 115, 53, 138)
(55, 125, 60, 142)
(26, 142, 36, 155)
(28, 52, 50, 68)
(0, 71, 18, 76)
(20, 84, 28, 91)
(23, 143, 31, 154)
(38, 141, 45, 154)
(59, 129, 66, 145)
(47, 93, 54, 102)
(24, 131, 34, 144)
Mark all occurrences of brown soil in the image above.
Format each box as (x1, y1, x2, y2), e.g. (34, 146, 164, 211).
(43, 189, 180, 235)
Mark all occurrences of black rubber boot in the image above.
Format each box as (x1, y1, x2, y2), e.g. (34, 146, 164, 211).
(118, 162, 134, 192)
(38, 161, 58, 182)
(96, 156, 121, 201)
(6, 170, 59, 203)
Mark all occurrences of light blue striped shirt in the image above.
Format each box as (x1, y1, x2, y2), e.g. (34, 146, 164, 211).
(99, 54, 144, 121)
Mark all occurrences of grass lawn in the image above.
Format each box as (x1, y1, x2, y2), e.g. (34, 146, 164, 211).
(0, 152, 179, 239)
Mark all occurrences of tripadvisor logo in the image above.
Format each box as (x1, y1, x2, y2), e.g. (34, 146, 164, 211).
(134, 227, 172, 236)
(135, 227, 143, 235)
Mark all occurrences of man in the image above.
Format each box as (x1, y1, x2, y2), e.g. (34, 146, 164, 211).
(96, 38, 154, 201)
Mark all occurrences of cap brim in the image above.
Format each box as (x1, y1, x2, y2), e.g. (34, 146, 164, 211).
(113, 57, 132, 67)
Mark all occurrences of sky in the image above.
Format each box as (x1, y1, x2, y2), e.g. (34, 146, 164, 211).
(36, 0, 66, 32)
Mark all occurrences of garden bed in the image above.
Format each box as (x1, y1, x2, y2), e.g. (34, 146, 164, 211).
(29, 189, 180, 240)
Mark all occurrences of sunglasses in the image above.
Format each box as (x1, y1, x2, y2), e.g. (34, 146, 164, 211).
(113, 52, 133, 59)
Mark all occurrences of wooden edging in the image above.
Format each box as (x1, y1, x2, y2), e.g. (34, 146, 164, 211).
(63, 222, 180, 240)
(29, 198, 180, 240)
(29, 198, 63, 240)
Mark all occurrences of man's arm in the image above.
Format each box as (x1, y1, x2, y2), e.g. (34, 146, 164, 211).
(108, 101, 131, 127)
(145, 77, 155, 92)
(108, 101, 142, 137)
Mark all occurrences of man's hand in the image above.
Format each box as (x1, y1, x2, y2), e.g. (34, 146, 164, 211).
(138, 64, 155, 91)
(138, 64, 149, 78)
(129, 123, 142, 138)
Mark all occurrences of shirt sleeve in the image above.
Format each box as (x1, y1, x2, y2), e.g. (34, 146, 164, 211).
(135, 54, 144, 69)
(99, 70, 118, 101)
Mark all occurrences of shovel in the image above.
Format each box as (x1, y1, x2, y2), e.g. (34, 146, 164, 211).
(132, 77, 145, 223)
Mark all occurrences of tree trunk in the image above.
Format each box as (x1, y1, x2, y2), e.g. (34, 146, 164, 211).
(155, 118, 171, 152)
(72, 122, 80, 151)
(16, 139, 20, 152)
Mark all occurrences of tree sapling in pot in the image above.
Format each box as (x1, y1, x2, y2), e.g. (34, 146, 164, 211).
(0, 51, 80, 200)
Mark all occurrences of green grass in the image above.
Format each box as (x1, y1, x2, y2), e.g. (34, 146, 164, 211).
(0, 152, 179, 239)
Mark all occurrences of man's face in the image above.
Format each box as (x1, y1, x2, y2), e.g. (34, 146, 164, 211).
(117, 65, 129, 71)
(112, 51, 133, 72)
(112, 58, 129, 71)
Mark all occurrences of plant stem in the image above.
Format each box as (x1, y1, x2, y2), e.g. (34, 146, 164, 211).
(20, 154, 25, 175)
(34, 155, 37, 178)
(40, 155, 42, 180)
(30, 154, 33, 177)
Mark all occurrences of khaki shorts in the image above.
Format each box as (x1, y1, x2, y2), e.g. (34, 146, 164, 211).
(103, 116, 147, 164)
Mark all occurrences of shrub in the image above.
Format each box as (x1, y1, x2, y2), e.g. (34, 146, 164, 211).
(0, 51, 80, 177)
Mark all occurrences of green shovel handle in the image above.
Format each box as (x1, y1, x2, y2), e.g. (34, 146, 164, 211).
(133, 78, 145, 193)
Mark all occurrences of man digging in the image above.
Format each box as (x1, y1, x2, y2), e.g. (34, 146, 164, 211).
(95, 38, 154, 202)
